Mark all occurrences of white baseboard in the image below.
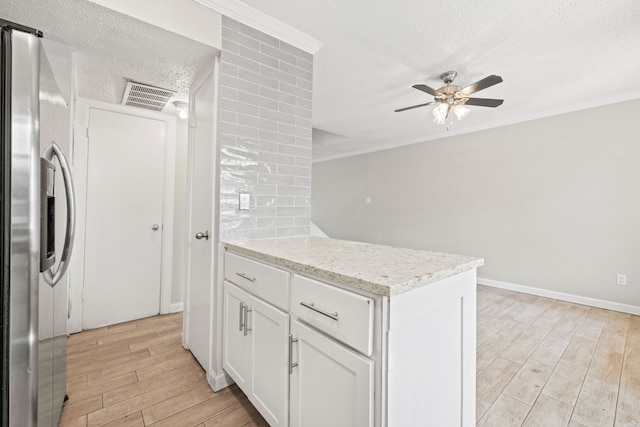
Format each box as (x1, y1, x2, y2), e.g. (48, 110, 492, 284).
(478, 277, 640, 316)
(169, 302, 183, 313)
(208, 369, 234, 392)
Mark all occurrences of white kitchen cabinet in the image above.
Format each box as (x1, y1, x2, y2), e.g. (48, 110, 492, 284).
(223, 281, 289, 427)
(223, 239, 481, 427)
(290, 318, 374, 427)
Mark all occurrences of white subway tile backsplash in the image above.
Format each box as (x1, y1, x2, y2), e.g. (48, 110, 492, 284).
(260, 87, 297, 106)
(278, 102, 312, 119)
(221, 62, 239, 77)
(221, 38, 239, 54)
(295, 197, 310, 207)
(276, 226, 310, 237)
(238, 69, 279, 90)
(221, 18, 313, 242)
(238, 22, 279, 48)
(259, 129, 296, 145)
(259, 108, 296, 125)
(260, 64, 297, 86)
(238, 45, 279, 69)
(257, 216, 294, 228)
(220, 98, 259, 116)
(279, 81, 312, 100)
(277, 186, 311, 196)
(297, 58, 313, 72)
(277, 206, 310, 217)
(294, 217, 311, 227)
(294, 176, 311, 187)
(297, 98, 312, 110)
(220, 122, 260, 139)
(238, 91, 278, 110)
(258, 173, 296, 186)
(258, 152, 296, 166)
(223, 30, 260, 50)
(236, 138, 279, 154)
(223, 51, 260, 73)
(238, 114, 278, 132)
(261, 43, 297, 65)
(254, 184, 277, 195)
(279, 41, 313, 63)
(277, 165, 311, 177)
(279, 61, 313, 81)
(256, 195, 294, 207)
(295, 137, 312, 148)
(278, 144, 312, 158)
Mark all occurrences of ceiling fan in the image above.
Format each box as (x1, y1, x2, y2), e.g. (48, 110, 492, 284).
(395, 71, 504, 127)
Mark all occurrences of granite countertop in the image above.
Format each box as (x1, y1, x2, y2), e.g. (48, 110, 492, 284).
(224, 237, 484, 297)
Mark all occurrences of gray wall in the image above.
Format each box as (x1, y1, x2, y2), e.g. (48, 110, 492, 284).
(312, 98, 640, 307)
(219, 17, 313, 242)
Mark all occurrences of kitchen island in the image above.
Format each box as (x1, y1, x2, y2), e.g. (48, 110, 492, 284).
(222, 236, 483, 427)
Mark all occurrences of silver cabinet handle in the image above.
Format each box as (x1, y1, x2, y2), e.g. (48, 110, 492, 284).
(239, 301, 244, 332)
(289, 335, 299, 374)
(236, 272, 256, 283)
(243, 304, 252, 336)
(42, 142, 75, 288)
(195, 230, 209, 240)
(152, 224, 160, 231)
(300, 302, 339, 321)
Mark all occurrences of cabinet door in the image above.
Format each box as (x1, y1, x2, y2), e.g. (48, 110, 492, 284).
(222, 282, 251, 390)
(290, 319, 374, 427)
(249, 295, 290, 427)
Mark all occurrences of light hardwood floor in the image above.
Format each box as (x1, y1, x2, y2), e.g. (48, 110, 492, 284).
(476, 285, 640, 427)
(59, 312, 267, 427)
(60, 286, 640, 427)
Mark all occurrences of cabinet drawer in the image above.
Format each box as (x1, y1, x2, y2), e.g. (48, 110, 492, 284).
(225, 252, 290, 311)
(291, 275, 374, 356)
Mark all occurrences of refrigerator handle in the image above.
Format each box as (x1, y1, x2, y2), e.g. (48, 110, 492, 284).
(42, 142, 76, 287)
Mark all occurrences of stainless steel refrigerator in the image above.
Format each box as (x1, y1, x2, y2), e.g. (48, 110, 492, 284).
(1, 18, 75, 427)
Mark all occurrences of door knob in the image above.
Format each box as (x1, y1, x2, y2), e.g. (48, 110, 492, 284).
(195, 231, 209, 240)
(151, 224, 160, 231)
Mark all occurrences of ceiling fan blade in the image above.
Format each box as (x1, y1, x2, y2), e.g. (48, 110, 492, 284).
(395, 101, 435, 112)
(464, 98, 504, 107)
(412, 84, 442, 96)
(459, 75, 503, 96)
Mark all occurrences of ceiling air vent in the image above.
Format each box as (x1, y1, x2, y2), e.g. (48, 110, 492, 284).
(122, 82, 176, 112)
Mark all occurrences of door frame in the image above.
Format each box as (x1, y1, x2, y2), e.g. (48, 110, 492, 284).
(68, 98, 177, 333)
(183, 57, 221, 379)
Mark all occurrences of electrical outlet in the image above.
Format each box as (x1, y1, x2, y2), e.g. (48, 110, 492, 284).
(617, 274, 627, 286)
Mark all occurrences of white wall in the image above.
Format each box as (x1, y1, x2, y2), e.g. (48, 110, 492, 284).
(312, 98, 640, 308)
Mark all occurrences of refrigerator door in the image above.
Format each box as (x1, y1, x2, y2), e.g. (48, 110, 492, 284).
(2, 27, 42, 427)
(38, 44, 74, 427)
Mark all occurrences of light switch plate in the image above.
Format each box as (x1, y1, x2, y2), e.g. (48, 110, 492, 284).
(239, 192, 250, 211)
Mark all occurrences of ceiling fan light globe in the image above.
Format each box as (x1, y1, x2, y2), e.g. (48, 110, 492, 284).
(453, 105, 470, 120)
(433, 103, 449, 124)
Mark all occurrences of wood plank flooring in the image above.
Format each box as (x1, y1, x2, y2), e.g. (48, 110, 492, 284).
(59, 286, 640, 426)
(477, 285, 640, 427)
(59, 312, 267, 427)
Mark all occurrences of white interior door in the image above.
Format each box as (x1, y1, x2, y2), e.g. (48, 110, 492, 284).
(185, 65, 217, 369)
(82, 108, 166, 329)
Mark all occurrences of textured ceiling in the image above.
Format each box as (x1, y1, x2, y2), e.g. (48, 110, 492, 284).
(2, 0, 217, 108)
(238, 0, 640, 161)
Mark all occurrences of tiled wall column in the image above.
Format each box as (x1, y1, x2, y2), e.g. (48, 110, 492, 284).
(219, 17, 313, 242)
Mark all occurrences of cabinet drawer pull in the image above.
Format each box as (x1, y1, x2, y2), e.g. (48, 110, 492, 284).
(289, 335, 298, 374)
(243, 304, 252, 336)
(238, 302, 244, 332)
(236, 272, 256, 282)
(300, 301, 339, 321)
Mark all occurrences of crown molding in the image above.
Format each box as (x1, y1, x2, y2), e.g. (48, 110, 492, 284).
(194, 0, 323, 54)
